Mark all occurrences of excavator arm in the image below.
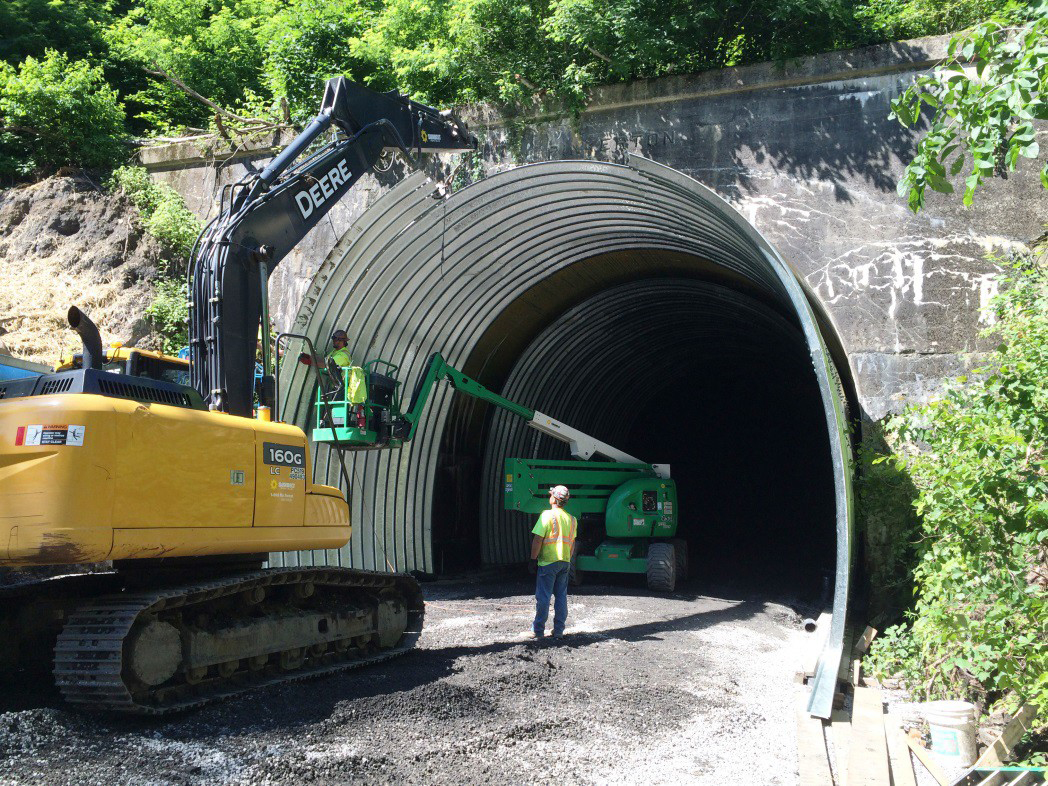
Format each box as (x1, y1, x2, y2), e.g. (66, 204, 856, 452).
(189, 78, 475, 417)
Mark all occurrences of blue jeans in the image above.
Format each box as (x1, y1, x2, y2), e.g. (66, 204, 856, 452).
(534, 561, 570, 636)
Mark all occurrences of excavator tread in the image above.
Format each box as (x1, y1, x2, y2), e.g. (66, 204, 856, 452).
(52, 567, 423, 715)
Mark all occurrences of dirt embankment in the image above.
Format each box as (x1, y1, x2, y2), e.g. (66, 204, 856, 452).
(0, 176, 170, 365)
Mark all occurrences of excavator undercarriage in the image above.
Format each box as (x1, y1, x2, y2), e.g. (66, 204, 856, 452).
(1, 562, 423, 714)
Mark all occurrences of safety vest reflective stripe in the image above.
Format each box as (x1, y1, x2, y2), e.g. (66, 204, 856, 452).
(542, 510, 576, 547)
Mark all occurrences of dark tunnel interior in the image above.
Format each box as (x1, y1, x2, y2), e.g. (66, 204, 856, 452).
(617, 354, 837, 597)
(432, 262, 841, 600)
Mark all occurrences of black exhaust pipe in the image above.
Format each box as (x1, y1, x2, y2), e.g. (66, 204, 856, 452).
(67, 306, 103, 370)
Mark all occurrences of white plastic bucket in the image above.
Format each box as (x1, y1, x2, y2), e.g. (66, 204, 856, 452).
(924, 700, 978, 767)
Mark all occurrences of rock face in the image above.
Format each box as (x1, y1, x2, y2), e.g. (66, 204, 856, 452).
(0, 177, 168, 364)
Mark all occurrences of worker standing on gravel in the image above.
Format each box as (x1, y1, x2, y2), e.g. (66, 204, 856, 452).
(530, 485, 577, 639)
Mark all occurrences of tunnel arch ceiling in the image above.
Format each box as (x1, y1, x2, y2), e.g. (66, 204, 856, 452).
(275, 156, 854, 717)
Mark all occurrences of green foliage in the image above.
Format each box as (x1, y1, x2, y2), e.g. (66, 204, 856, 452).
(1, 0, 1035, 164)
(857, 422, 921, 619)
(892, 3, 1048, 211)
(348, 0, 459, 104)
(855, 0, 1017, 42)
(0, 0, 116, 66)
(0, 50, 129, 177)
(109, 165, 196, 352)
(351, 0, 862, 107)
(145, 278, 189, 354)
(108, 165, 201, 261)
(545, 0, 855, 85)
(867, 259, 1048, 731)
(105, 0, 272, 132)
(260, 0, 381, 121)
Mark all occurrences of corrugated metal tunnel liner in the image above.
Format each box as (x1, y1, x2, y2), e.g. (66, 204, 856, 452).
(274, 156, 855, 718)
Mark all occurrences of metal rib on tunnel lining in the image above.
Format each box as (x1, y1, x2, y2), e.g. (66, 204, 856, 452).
(273, 156, 854, 718)
(474, 278, 822, 567)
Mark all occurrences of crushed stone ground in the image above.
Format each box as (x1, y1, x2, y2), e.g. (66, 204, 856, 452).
(0, 576, 811, 785)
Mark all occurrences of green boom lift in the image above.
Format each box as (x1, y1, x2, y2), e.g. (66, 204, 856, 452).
(309, 352, 686, 592)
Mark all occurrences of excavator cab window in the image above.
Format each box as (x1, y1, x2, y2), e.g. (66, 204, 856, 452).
(128, 352, 191, 386)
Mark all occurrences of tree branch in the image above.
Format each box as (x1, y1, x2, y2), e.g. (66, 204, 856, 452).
(513, 73, 539, 91)
(586, 45, 613, 64)
(146, 61, 256, 125)
(0, 123, 64, 141)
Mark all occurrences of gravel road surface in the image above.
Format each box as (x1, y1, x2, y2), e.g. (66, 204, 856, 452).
(0, 575, 811, 785)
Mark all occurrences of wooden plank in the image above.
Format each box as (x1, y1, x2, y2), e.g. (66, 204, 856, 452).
(852, 626, 878, 657)
(796, 695, 834, 786)
(883, 715, 917, 786)
(852, 657, 862, 687)
(905, 730, 951, 786)
(847, 686, 891, 786)
(974, 704, 1038, 768)
(831, 707, 852, 786)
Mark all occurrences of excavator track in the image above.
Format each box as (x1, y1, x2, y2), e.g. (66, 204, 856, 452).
(52, 567, 424, 715)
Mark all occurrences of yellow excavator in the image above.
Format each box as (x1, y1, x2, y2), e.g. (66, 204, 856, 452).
(0, 77, 474, 714)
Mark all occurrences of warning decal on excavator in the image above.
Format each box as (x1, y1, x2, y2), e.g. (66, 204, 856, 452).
(16, 424, 85, 446)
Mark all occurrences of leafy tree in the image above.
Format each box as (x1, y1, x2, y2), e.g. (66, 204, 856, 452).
(0, 50, 128, 177)
(854, 0, 1017, 42)
(108, 165, 201, 262)
(105, 0, 273, 132)
(875, 5, 1048, 745)
(892, 4, 1047, 210)
(260, 0, 382, 121)
(450, 0, 570, 105)
(145, 278, 190, 353)
(0, 0, 116, 66)
(349, 0, 459, 105)
(544, 0, 857, 91)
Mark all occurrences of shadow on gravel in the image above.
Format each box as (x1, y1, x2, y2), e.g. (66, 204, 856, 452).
(1, 593, 764, 736)
(0, 582, 776, 756)
(423, 574, 729, 604)
(150, 595, 767, 740)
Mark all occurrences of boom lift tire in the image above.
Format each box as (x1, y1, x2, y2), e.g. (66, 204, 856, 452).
(670, 538, 689, 582)
(646, 543, 676, 593)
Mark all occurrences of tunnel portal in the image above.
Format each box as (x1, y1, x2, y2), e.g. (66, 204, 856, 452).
(443, 272, 838, 598)
(274, 157, 854, 716)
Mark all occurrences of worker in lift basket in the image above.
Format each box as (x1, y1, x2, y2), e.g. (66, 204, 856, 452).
(530, 485, 578, 639)
(327, 329, 367, 404)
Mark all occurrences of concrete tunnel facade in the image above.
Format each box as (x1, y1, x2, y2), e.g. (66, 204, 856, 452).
(271, 156, 854, 715)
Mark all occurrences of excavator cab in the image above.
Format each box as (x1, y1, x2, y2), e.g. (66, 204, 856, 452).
(58, 345, 190, 386)
(311, 358, 411, 449)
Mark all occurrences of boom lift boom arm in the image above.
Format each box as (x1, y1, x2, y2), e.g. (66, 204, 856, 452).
(320, 352, 670, 478)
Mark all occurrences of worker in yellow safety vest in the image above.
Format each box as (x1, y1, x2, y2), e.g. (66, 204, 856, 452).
(327, 329, 367, 406)
(530, 484, 577, 639)
(328, 330, 353, 368)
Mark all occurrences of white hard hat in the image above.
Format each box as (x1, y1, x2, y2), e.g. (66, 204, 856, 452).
(549, 485, 570, 501)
